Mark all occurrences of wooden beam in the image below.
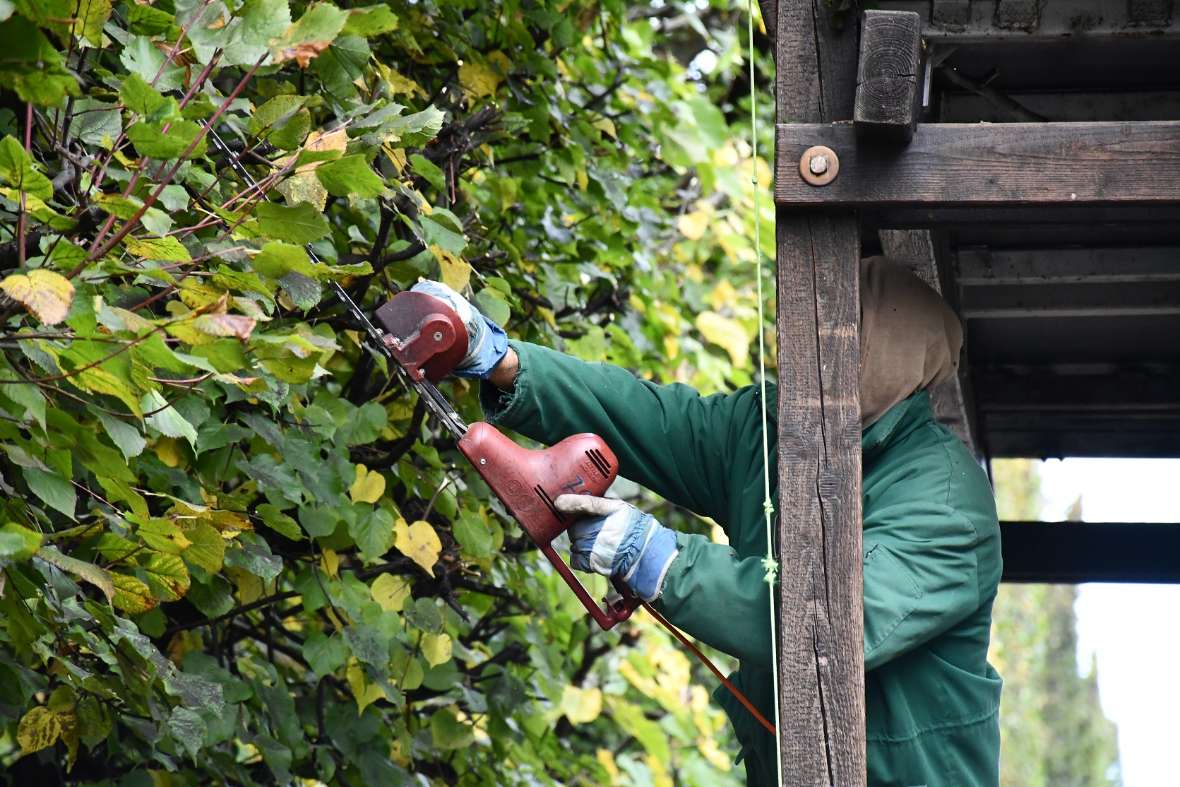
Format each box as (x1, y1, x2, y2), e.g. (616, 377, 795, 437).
(982, 412, 1180, 457)
(776, 121, 1180, 208)
(775, 2, 865, 784)
(879, 230, 980, 454)
(975, 365, 1180, 412)
(958, 247, 1180, 285)
(855, 10, 924, 142)
(902, 0, 1180, 41)
(960, 280, 1180, 319)
(1001, 522, 1180, 583)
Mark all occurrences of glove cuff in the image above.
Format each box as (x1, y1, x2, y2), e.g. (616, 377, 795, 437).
(454, 317, 508, 379)
(623, 524, 678, 602)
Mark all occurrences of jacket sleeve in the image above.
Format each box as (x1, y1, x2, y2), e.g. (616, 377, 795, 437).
(654, 503, 982, 673)
(654, 533, 774, 671)
(480, 340, 758, 525)
(862, 503, 980, 671)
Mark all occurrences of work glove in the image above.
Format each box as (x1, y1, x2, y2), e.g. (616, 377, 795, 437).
(409, 280, 508, 379)
(554, 495, 679, 602)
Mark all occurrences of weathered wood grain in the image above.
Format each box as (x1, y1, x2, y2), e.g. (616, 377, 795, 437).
(776, 121, 1180, 207)
(932, 0, 973, 29)
(855, 10, 923, 142)
(994, 0, 1041, 30)
(775, 2, 866, 784)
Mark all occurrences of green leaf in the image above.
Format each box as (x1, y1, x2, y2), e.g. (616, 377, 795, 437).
(36, 545, 114, 601)
(253, 240, 318, 279)
(168, 707, 206, 759)
(141, 390, 199, 447)
(342, 6, 398, 37)
(298, 506, 339, 538)
(183, 522, 226, 574)
(316, 154, 385, 198)
(22, 467, 75, 520)
(255, 202, 330, 244)
(257, 504, 303, 540)
(111, 573, 156, 614)
(126, 119, 207, 160)
(119, 73, 169, 117)
(0, 135, 52, 199)
(178, 0, 291, 67)
(72, 0, 112, 47)
(410, 154, 445, 193)
(349, 506, 394, 561)
(430, 708, 473, 750)
(98, 412, 146, 460)
(272, 2, 348, 64)
(303, 632, 348, 677)
(124, 236, 192, 262)
(0, 17, 78, 106)
(0, 522, 42, 562)
(452, 509, 492, 558)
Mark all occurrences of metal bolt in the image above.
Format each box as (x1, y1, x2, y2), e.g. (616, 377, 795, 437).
(433, 331, 444, 342)
(809, 155, 829, 175)
(479, 458, 487, 465)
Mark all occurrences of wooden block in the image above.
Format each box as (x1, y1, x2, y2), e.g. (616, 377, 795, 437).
(994, 0, 1041, 30)
(854, 10, 923, 142)
(932, 0, 972, 29)
(775, 121, 1180, 208)
(1128, 0, 1173, 26)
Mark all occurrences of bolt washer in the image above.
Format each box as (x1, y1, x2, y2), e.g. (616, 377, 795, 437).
(799, 145, 839, 186)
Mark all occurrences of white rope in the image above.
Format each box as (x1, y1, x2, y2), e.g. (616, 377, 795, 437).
(746, 2, 785, 784)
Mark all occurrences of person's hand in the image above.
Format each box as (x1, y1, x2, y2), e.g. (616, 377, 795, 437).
(554, 495, 679, 602)
(409, 281, 508, 379)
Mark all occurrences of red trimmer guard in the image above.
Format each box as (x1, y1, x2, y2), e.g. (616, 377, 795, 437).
(458, 423, 641, 629)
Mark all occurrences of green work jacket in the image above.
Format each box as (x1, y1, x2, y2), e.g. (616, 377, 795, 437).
(482, 341, 1002, 786)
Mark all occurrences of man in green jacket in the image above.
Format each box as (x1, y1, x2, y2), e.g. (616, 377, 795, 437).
(412, 256, 1002, 786)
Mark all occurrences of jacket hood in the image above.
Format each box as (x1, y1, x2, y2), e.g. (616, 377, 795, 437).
(859, 256, 963, 428)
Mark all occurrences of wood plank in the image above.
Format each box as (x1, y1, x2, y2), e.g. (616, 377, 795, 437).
(776, 121, 1180, 208)
(982, 412, 1180, 457)
(855, 10, 924, 142)
(775, 2, 865, 784)
(975, 365, 1180, 412)
(1001, 522, 1180, 583)
(885, 0, 1180, 41)
(958, 247, 1180, 285)
(879, 230, 980, 454)
(960, 280, 1180, 318)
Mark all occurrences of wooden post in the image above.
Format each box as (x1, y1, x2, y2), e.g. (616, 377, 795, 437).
(854, 10, 923, 143)
(775, 1, 866, 784)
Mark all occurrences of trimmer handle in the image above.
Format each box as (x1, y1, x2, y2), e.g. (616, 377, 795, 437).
(458, 422, 641, 629)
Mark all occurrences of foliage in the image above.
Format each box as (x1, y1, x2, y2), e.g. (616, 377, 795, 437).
(989, 460, 1121, 786)
(0, 0, 775, 784)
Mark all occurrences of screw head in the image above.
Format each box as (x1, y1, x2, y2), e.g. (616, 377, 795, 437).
(809, 155, 829, 175)
(479, 458, 487, 465)
(433, 331, 444, 342)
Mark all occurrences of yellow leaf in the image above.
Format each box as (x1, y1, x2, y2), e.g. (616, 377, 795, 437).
(346, 659, 386, 714)
(421, 632, 452, 667)
(155, 437, 184, 468)
(349, 464, 385, 504)
(111, 573, 156, 614)
(676, 210, 709, 241)
(321, 548, 340, 578)
(277, 170, 328, 211)
(376, 63, 426, 98)
(592, 116, 617, 139)
(596, 748, 621, 784)
(1, 269, 75, 325)
(560, 685, 602, 725)
(17, 706, 61, 754)
(395, 519, 441, 574)
(459, 58, 503, 99)
(370, 573, 411, 612)
(708, 279, 738, 311)
(695, 311, 749, 366)
(431, 245, 471, 292)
